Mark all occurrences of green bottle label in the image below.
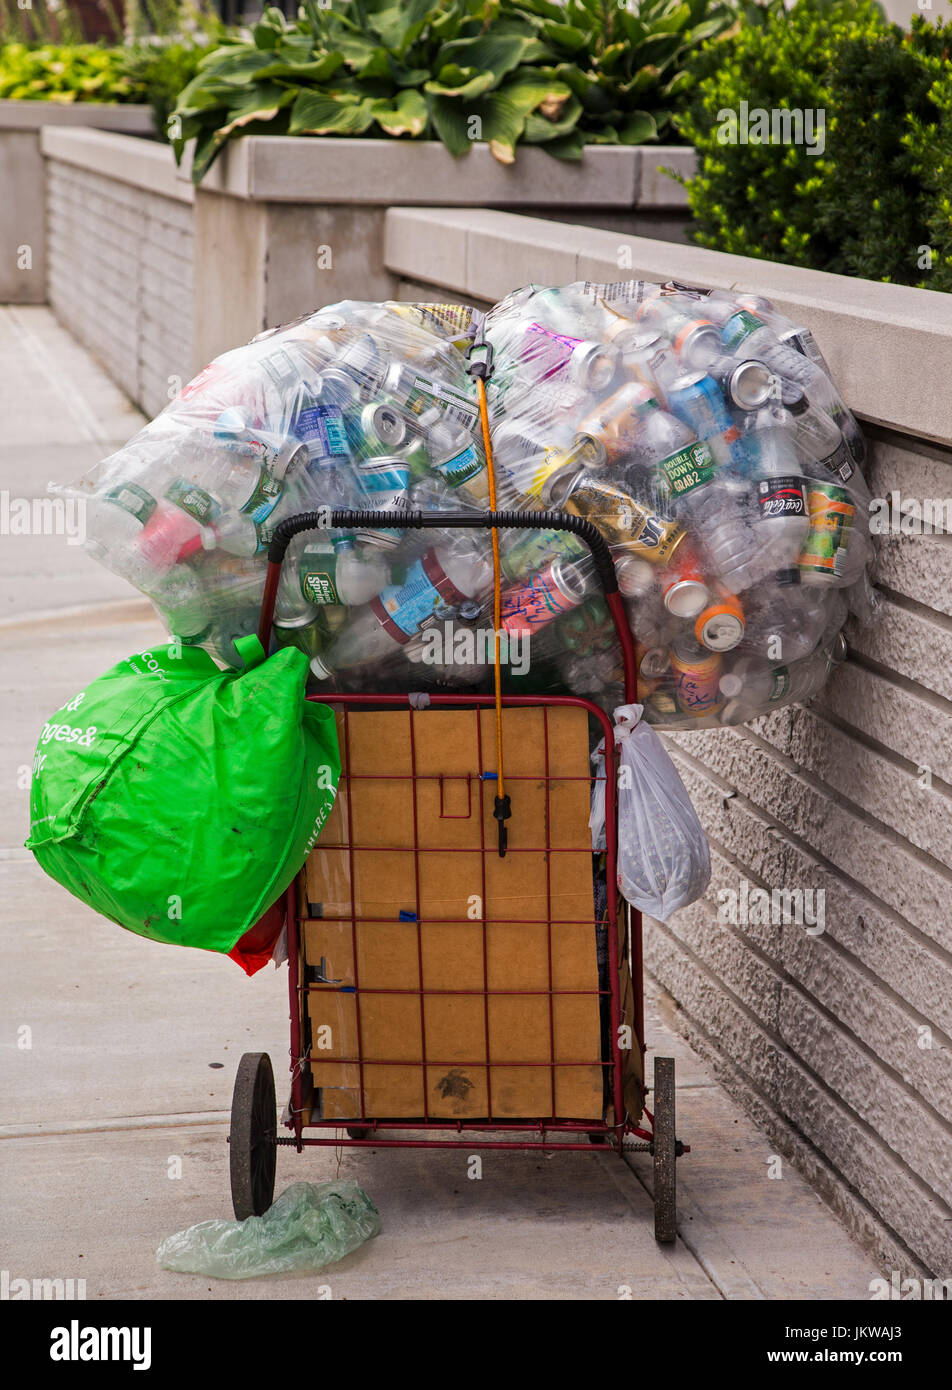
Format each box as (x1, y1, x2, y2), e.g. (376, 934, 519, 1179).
(656, 441, 715, 498)
(302, 565, 341, 606)
(722, 309, 762, 354)
(105, 483, 156, 526)
(769, 668, 790, 702)
(166, 478, 217, 524)
(241, 466, 283, 523)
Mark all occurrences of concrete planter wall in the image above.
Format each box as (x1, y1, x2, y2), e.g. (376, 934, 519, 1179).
(39, 127, 694, 410)
(183, 136, 694, 369)
(385, 206, 952, 1279)
(0, 99, 154, 304)
(41, 127, 194, 421)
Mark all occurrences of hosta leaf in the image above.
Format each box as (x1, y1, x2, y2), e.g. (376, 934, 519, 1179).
(549, 62, 600, 103)
(566, 0, 599, 24)
(619, 66, 663, 98)
(659, 69, 693, 99)
(479, 90, 535, 163)
(543, 129, 586, 161)
(540, 22, 588, 53)
(637, 32, 685, 71)
(683, 17, 731, 44)
(217, 85, 295, 140)
(522, 94, 583, 142)
(599, 42, 630, 75)
(425, 93, 474, 156)
(175, 70, 240, 112)
(499, 69, 575, 113)
(435, 34, 533, 87)
(251, 11, 285, 51)
(196, 47, 279, 82)
(366, 0, 434, 56)
(191, 128, 225, 184)
(651, 3, 693, 34)
(425, 64, 497, 99)
(430, 2, 467, 43)
(369, 88, 429, 137)
(619, 13, 649, 46)
(253, 53, 344, 83)
(618, 110, 658, 144)
(584, 125, 621, 144)
(290, 90, 378, 135)
(509, 0, 564, 19)
(334, 32, 390, 74)
(390, 59, 433, 88)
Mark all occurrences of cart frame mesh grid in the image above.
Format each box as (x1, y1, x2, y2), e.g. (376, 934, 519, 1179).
(283, 691, 649, 1153)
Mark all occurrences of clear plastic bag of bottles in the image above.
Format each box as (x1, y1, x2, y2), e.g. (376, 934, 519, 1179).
(56, 281, 874, 728)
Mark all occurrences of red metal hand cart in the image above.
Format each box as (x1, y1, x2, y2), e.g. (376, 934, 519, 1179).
(229, 507, 688, 1242)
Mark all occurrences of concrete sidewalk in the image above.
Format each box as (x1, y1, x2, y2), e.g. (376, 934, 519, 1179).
(0, 307, 880, 1300)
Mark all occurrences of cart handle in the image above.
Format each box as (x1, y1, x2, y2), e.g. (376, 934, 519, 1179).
(259, 507, 637, 703)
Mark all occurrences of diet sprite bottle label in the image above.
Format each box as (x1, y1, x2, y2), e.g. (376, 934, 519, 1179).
(166, 478, 217, 524)
(105, 483, 156, 526)
(656, 441, 716, 498)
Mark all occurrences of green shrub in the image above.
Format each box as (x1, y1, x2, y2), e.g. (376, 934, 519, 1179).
(904, 22, 952, 292)
(675, 0, 952, 290)
(120, 39, 216, 136)
(170, 0, 739, 185)
(0, 41, 140, 102)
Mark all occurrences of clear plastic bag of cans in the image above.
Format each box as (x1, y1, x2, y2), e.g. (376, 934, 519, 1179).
(56, 280, 874, 728)
(480, 278, 873, 727)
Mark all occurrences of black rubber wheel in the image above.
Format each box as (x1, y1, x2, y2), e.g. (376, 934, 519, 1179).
(346, 1127, 370, 1141)
(230, 1052, 277, 1220)
(653, 1056, 677, 1244)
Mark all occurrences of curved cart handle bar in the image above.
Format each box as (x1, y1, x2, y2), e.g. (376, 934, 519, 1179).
(258, 507, 637, 703)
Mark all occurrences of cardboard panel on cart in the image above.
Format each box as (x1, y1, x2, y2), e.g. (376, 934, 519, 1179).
(304, 917, 602, 994)
(302, 705, 605, 1122)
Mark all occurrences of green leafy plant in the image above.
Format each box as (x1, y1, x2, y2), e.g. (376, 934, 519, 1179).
(675, 0, 952, 290)
(903, 19, 952, 292)
(120, 4, 230, 138)
(0, 41, 141, 102)
(0, 0, 86, 44)
(171, 0, 738, 185)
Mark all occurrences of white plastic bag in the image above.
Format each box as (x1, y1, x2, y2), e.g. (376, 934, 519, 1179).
(591, 704, 710, 920)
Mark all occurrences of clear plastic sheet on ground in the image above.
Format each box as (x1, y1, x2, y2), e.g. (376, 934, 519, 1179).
(155, 1181, 381, 1279)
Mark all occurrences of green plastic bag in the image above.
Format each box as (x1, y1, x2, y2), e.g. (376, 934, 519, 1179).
(156, 1182, 380, 1280)
(26, 638, 339, 955)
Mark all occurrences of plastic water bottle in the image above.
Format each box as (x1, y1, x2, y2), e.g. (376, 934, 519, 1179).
(638, 407, 755, 593)
(310, 534, 492, 679)
(418, 406, 489, 504)
(289, 534, 391, 609)
(84, 481, 165, 587)
(741, 404, 810, 580)
(718, 635, 847, 725)
(141, 449, 293, 567)
(144, 563, 213, 641)
(720, 307, 865, 465)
